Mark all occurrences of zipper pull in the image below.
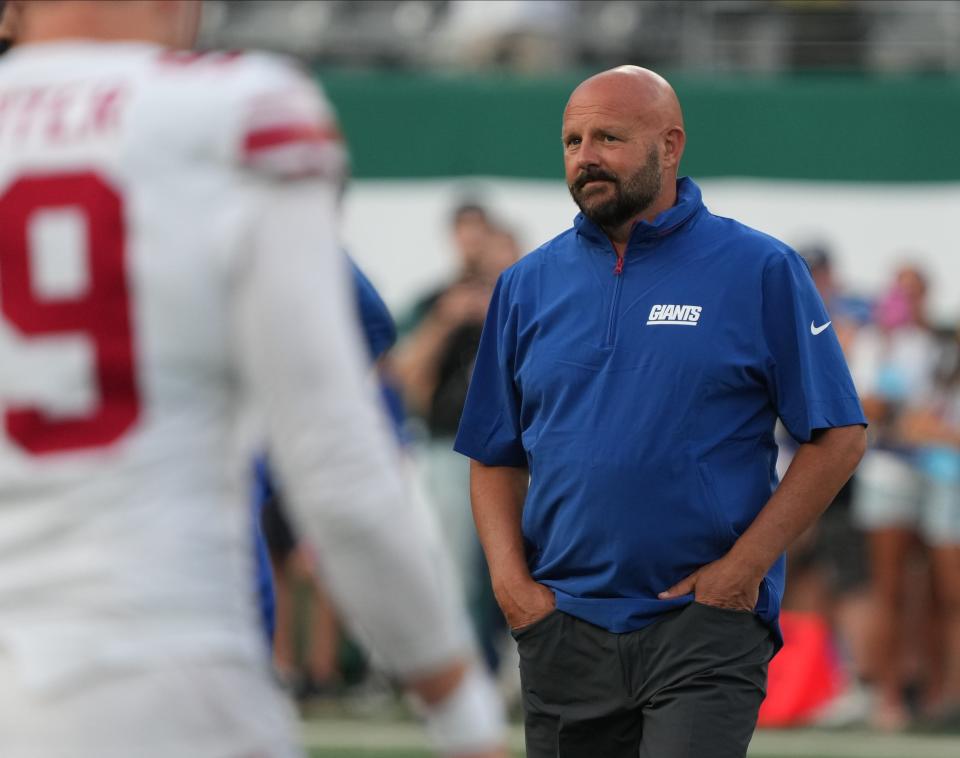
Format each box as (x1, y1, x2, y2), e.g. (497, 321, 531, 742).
(613, 255, 624, 275)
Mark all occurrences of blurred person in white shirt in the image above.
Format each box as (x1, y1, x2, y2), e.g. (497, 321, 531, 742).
(898, 323, 960, 727)
(848, 264, 942, 730)
(0, 1, 505, 756)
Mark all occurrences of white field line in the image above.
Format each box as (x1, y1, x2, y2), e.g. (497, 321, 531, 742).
(301, 720, 960, 757)
(749, 729, 960, 758)
(300, 719, 526, 751)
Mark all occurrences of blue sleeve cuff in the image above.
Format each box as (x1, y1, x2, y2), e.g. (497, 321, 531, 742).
(783, 395, 867, 444)
(453, 427, 527, 468)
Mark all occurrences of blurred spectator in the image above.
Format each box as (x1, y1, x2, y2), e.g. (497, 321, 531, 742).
(395, 203, 495, 425)
(848, 264, 942, 730)
(800, 243, 873, 348)
(897, 323, 960, 727)
(394, 205, 521, 672)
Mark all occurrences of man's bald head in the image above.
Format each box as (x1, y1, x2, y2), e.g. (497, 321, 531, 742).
(561, 66, 686, 239)
(565, 66, 684, 134)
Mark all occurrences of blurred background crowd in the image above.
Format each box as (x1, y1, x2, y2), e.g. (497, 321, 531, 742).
(199, 0, 960, 737)
(199, 0, 960, 74)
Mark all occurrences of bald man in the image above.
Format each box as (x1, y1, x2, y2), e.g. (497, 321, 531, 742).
(455, 66, 867, 757)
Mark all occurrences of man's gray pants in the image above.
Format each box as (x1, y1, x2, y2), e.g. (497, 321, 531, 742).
(512, 602, 775, 758)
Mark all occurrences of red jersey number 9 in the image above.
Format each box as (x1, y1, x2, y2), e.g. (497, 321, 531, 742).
(0, 172, 140, 455)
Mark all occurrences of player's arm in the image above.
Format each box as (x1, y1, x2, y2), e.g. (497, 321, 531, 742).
(229, 61, 504, 758)
(236, 180, 505, 758)
(470, 461, 554, 630)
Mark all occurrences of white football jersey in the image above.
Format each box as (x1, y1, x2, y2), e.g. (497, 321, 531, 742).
(0, 41, 468, 697)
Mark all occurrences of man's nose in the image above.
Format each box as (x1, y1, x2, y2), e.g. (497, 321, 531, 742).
(576, 138, 601, 168)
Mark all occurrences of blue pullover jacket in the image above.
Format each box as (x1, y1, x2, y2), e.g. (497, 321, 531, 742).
(455, 178, 865, 641)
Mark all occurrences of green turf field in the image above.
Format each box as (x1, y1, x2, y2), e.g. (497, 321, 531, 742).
(302, 717, 960, 758)
(305, 754, 942, 758)
(305, 753, 838, 758)
(310, 748, 840, 758)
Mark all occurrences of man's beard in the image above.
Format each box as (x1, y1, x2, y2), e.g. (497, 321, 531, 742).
(568, 146, 662, 230)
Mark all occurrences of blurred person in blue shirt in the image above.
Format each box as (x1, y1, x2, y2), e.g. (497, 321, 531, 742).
(253, 257, 404, 686)
(800, 244, 873, 340)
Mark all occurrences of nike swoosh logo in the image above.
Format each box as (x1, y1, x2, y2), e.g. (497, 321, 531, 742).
(810, 320, 832, 335)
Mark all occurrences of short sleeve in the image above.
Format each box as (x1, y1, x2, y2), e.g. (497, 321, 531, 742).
(235, 57, 347, 182)
(761, 252, 866, 443)
(454, 275, 527, 467)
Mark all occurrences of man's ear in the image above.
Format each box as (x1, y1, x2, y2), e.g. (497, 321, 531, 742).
(662, 126, 686, 172)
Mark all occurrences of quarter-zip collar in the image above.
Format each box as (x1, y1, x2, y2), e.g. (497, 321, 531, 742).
(574, 176, 705, 253)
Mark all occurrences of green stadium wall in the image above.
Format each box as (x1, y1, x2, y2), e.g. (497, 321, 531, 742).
(315, 69, 960, 324)
(317, 69, 960, 182)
